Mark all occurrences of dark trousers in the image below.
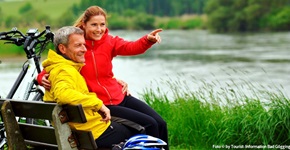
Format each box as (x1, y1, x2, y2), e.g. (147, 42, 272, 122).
(107, 95, 169, 150)
(95, 121, 134, 148)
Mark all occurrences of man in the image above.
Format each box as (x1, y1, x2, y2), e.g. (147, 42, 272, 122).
(42, 26, 134, 148)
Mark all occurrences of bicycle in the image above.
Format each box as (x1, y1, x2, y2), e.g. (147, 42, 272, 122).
(0, 25, 54, 149)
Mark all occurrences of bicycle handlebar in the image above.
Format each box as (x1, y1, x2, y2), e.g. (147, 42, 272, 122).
(0, 26, 54, 73)
(0, 25, 54, 48)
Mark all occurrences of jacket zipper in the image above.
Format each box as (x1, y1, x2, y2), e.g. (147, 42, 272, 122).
(91, 41, 113, 105)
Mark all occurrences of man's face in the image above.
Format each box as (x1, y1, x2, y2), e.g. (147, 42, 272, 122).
(60, 34, 87, 63)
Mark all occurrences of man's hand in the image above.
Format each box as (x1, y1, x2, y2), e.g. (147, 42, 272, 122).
(98, 104, 111, 123)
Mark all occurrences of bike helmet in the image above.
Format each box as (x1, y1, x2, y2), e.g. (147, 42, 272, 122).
(123, 134, 167, 150)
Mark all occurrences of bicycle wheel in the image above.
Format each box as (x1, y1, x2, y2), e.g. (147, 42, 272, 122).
(31, 90, 44, 101)
(0, 123, 7, 150)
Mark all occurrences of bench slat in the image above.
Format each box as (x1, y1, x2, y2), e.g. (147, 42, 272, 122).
(19, 123, 97, 149)
(0, 99, 87, 123)
(63, 104, 87, 123)
(24, 140, 58, 149)
(0, 99, 55, 120)
(19, 123, 57, 145)
(72, 130, 98, 149)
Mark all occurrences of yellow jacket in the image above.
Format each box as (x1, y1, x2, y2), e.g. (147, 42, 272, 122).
(42, 50, 110, 139)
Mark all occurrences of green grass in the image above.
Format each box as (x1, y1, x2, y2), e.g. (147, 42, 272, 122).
(141, 78, 290, 149)
(0, 0, 81, 20)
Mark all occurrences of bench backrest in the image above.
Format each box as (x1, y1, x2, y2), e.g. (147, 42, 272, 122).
(0, 98, 98, 150)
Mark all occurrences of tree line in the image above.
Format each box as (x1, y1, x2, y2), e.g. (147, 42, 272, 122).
(72, 0, 207, 16)
(0, 0, 290, 33)
(205, 0, 290, 32)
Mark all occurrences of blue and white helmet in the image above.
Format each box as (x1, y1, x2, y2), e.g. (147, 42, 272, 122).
(123, 134, 167, 150)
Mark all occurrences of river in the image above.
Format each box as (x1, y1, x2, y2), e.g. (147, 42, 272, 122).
(0, 30, 289, 101)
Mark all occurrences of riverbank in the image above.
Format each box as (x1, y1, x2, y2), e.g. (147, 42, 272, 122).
(0, 55, 26, 62)
(142, 81, 290, 149)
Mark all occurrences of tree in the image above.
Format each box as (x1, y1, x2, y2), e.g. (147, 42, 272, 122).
(267, 6, 290, 31)
(19, 2, 33, 14)
(205, 0, 290, 32)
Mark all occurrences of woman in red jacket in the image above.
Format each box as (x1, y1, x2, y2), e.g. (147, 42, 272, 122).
(40, 6, 168, 149)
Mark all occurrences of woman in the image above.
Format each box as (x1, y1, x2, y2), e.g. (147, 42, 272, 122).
(40, 6, 168, 149)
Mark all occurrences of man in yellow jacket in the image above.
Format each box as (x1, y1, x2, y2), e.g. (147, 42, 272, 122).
(42, 26, 134, 148)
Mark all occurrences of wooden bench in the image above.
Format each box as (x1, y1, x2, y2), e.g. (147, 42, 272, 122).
(0, 98, 98, 150)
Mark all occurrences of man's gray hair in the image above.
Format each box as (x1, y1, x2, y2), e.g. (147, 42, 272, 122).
(54, 26, 84, 54)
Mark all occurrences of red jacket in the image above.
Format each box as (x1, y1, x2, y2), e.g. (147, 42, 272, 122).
(80, 29, 155, 105)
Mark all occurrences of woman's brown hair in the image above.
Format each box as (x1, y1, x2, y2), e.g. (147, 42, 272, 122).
(73, 6, 107, 29)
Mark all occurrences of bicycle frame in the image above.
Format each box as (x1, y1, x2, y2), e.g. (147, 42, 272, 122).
(6, 58, 44, 100)
(0, 26, 53, 149)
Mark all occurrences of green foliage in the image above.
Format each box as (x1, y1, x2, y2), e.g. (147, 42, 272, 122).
(0, 0, 80, 29)
(1, 0, 290, 32)
(142, 79, 290, 149)
(182, 18, 203, 29)
(0, 42, 25, 55)
(18, 2, 32, 14)
(0, 7, 3, 26)
(132, 13, 155, 30)
(159, 19, 181, 29)
(267, 7, 290, 31)
(2, 0, 209, 30)
(242, 4, 263, 31)
(205, 0, 290, 33)
(107, 13, 130, 30)
(158, 17, 204, 30)
(55, 10, 77, 27)
(207, 6, 232, 32)
(4, 16, 16, 28)
(16, 9, 51, 28)
(76, 0, 207, 17)
(123, 9, 138, 18)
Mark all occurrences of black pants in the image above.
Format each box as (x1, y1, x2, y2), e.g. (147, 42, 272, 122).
(107, 95, 169, 150)
(95, 121, 134, 148)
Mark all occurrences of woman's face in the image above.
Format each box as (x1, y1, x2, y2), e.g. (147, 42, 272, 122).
(83, 15, 106, 41)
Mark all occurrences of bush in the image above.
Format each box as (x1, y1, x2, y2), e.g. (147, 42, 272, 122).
(18, 9, 51, 27)
(181, 18, 203, 29)
(55, 10, 76, 28)
(108, 13, 130, 30)
(161, 18, 181, 29)
(132, 13, 155, 30)
(19, 2, 33, 14)
(207, 7, 232, 33)
(267, 7, 290, 31)
(243, 4, 263, 31)
(5, 16, 19, 28)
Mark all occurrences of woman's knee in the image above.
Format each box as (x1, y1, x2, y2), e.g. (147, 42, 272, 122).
(159, 119, 167, 128)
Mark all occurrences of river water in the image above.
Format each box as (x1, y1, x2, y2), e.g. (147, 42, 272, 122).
(0, 30, 289, 101)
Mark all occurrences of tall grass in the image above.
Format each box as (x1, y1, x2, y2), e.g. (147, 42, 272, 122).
(141, 78, 290, 149)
